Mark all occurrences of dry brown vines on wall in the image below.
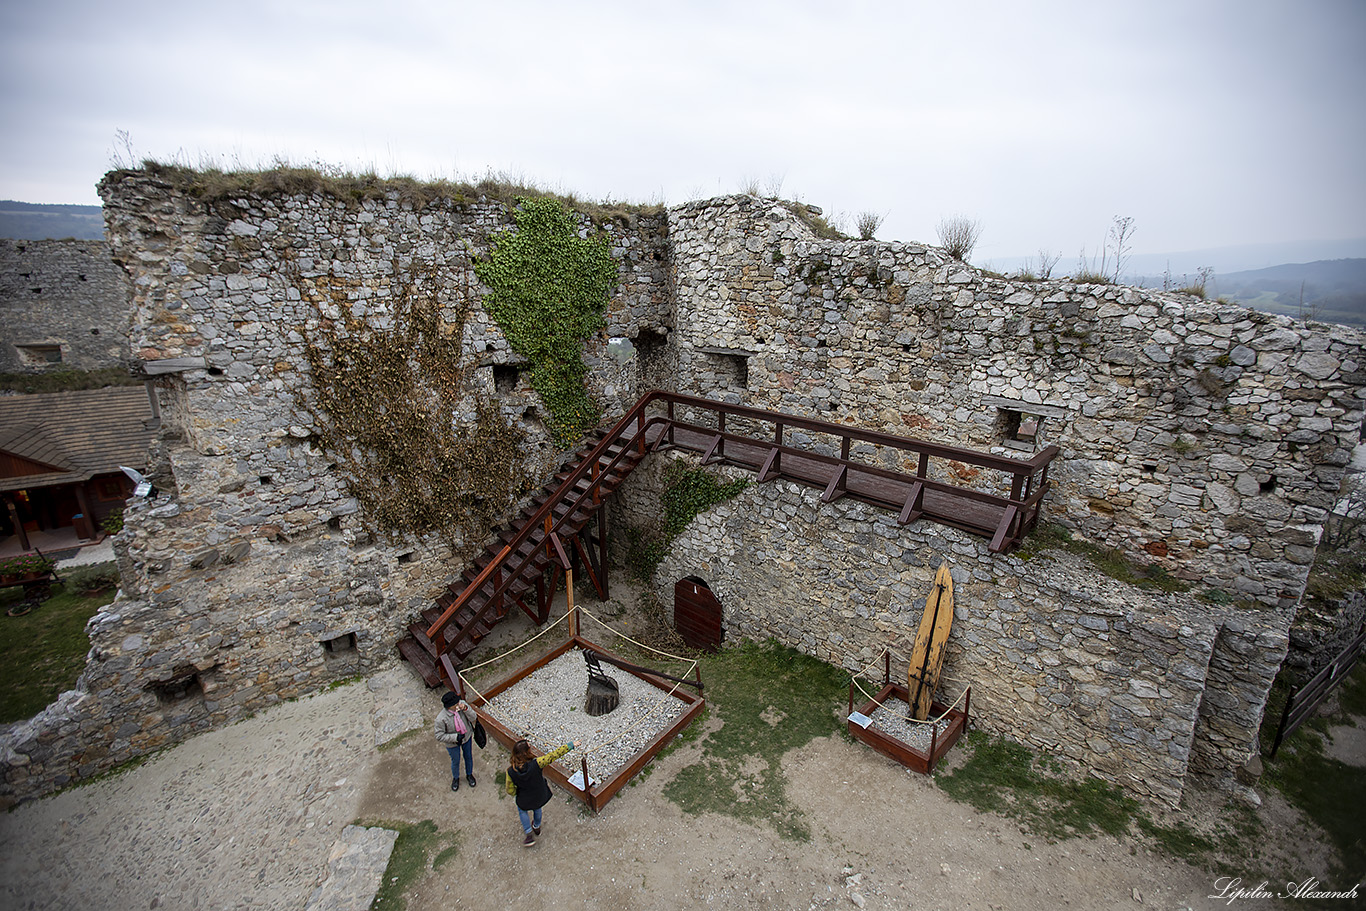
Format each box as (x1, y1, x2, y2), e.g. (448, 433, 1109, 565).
(294, 261, 528, 548)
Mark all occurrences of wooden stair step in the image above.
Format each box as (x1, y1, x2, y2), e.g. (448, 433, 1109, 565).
(407, 621, 439, 654)
(398, 636, 442, 687)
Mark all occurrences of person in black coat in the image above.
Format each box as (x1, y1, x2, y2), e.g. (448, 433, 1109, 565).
(505, 738, 579, 846)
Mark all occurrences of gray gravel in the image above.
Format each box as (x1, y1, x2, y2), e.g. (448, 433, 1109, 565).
(866, 694, 951, 755)
(479, 648, 692, 785)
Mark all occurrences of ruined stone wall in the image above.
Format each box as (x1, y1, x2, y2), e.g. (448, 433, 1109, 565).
(646, 196, 1366, 802)
(650, 466, 1217, 805)
(0, 238, 132, 373)
(4, 181, 1363, 807)
(0, 175, 670, 804)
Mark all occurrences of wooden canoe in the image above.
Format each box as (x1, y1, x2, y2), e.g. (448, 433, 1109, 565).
(907, 561, 955, 720)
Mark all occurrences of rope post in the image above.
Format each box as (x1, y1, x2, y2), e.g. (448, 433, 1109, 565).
(567, 566, 577, 639)
(581, 755, 593, 811)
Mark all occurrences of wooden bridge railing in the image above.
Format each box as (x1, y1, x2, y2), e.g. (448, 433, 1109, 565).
(425, 389, 1059, 652)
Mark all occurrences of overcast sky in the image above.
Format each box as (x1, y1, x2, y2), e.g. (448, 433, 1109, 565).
(2, 0, 1363, 266)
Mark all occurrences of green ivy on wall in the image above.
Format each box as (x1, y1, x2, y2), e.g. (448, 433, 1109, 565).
(626, 461, 750, 580)
(294, 265, 528, 549)
(474, 197, 618, 446)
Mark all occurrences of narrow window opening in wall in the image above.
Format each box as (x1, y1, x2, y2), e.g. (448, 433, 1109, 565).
(258, 476, 273, 486)
(1141, 463, 1158, 474)
(996, 408, 1046, 452)
(208, 367, 224, 376)
(397, 551, 416, 564)
(327, 516, 343, 531)
(148, 668, 203, 704)
(17, 344, 62, 365)
(1260, 476, 1277, 494)
(492, 364, 519, 394)
(321, 632, 358, 654)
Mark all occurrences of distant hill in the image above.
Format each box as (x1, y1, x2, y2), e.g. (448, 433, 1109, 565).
(1212, 259, 1366, 328)
(0, 201, 104, 239)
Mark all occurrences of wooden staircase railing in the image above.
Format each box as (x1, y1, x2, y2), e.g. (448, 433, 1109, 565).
(399, 390, 1058, 687)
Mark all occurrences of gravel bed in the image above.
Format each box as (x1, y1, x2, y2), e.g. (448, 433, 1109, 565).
(480, 648, 693, 784)
(865, 694, 950, 755)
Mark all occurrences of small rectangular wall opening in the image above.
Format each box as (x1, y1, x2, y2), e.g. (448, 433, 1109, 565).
(699, 349, 750, 391)
(321, 631, 358, 654)
(492, 364, 520, 394)
(17, 344, 62, 365)
(147, 667, 204, 705)
(995, 408, 1045, 452)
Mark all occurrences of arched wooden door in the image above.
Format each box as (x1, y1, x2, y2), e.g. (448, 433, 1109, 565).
(673, 576, 723, 651)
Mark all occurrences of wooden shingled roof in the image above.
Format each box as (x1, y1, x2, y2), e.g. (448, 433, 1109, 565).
(0, 387, 156, 492)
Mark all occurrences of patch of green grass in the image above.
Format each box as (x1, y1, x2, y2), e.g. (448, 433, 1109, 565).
(661, 639, 847, 841)
(0, 583, 116, 724)
(377, 727, 423, 753)
(0, 368, 141, 395)
(936, 731, 1140, 840)
(353, 818, 458, 911)
(1260, 661, 1366, 886)
(1013, 522, 1189, 593)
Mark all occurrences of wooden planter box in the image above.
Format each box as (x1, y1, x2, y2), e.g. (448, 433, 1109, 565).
(0, 571, 51, 586)
(847, 680, 970, 774)
(465, 633, 705, 813)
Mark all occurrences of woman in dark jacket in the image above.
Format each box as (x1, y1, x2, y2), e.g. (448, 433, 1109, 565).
(505, 738, 578, 846)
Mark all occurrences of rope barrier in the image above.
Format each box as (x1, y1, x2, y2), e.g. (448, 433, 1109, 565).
(576, 605, 700, 665)
(849, 674, 970, 726)
(455, 604, 700, 772)
(845, 647, 970, 726)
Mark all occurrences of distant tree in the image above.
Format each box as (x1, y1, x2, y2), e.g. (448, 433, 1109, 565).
(936, 216, 982, 262)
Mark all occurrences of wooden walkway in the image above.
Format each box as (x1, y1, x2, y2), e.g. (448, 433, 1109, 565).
(399, 390, 1058, 687)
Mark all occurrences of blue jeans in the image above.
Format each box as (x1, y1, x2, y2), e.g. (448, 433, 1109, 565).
(447, 739, 473, 778)
(518, 806, 543, 834)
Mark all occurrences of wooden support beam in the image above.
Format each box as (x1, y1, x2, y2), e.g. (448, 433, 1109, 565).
(549, 532, 572, 570)
(700, 433, 723, 465)
(822, 464, 848, 503)
(573, 532, 606, 600)
(989, 504, 1019, 553)
(440, 654, 461, 694)
(898, 481, 925, 525)
(757, 446, 782, 483)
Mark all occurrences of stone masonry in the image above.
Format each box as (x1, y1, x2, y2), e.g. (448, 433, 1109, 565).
(0, 238, 133, 373)
(1, 176, 1362, 808)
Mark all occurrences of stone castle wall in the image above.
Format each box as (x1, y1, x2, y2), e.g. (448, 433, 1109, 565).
(2, 177, 1362, 807)
(1, 176, 669, 804)
(647, 196, 1364, 800)
(0, 238, 132, 373)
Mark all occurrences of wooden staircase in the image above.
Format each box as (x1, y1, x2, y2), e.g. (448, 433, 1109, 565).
(399, 390, 1060, 689)
(397, 417, 659, 688)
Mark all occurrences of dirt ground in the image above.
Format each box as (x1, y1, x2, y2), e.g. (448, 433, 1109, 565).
(362, 703, 1358, 911)
(1, 583, 1357, 911)
(358, 588, 1357, 911)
